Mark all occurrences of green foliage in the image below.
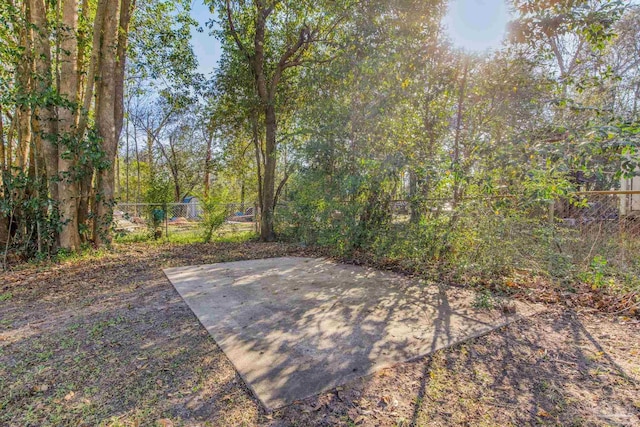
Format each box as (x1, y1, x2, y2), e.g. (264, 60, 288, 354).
(199, 189, 229, 243)
(0, 169, 61, 264)
(473, 290, 495, 310)
(579, 255, 613, 290)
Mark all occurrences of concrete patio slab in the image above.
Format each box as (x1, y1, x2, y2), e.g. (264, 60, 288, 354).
(164, 257, 540, 410)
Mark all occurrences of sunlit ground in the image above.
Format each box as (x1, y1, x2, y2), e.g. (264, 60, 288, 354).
(114, 221, 257, 244)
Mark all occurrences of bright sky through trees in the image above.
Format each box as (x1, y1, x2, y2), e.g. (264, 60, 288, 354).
(191, 0, 221, 75)
(190, 0, 511, 74)
(444, 0, 509, 51)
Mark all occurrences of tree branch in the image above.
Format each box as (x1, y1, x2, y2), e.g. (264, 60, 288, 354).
(225, 0, 250, 60)
(274, 168, 291, 209)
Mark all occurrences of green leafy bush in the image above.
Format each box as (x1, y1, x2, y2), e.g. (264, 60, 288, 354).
(200, 189, 229, 243)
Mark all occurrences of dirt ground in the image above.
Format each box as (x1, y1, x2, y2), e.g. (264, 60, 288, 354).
(1, 242, 639, 426)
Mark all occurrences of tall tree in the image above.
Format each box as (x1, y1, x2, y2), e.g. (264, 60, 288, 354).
(213, 0, 350, 241)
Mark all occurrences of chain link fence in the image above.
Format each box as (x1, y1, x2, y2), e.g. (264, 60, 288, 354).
(275, 190, 640, 285)
(114, 202, 257, 238)
(557, 191, 640, 235)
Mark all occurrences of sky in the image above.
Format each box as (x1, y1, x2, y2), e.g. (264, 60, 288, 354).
(189, 0, 511, 76)
(444, 0, 510, 52)
(190, 1, 222, 76)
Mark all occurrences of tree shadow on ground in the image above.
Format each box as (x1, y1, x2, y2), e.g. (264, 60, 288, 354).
(1, 243, 639, 427)
(166, 257, 506, 411)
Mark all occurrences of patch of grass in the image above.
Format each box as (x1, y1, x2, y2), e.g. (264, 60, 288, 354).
(88, 316, 126, 338)
(55, 246, 113, 264)
(0, 292, 13, 302)
(472, 290, 495, 310)
(35, 349, 54, 362)
(59, 336, 77, 350)
(114, 224, 256, 245)
(3, 240, 639, 427)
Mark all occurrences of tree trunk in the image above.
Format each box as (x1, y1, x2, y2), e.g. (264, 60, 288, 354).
(252, 112, 263, 214)
(449, 60, 468, 233)
(134, 130, 141, 203)
(0, 105, 5, 172)
(260, 103, 277, 241)
(146, 129, 154, 182)
(203, 132, 213, 197)
(114, 0, 132, 139)
(0, 108, 6, 247)
(29, 0, 58, 212)
(174, 180, 181, 203)
(93, 0, 119, 246)
(58, 0, 81, 251)
(125, 115, 129, 202)
(16, 1, 33, 172)
(76, 0, 106, 138)
(77, 166, 93, 242)
(409, 170, 420, 223)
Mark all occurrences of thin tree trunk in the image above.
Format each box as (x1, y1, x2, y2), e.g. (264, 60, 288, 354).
(16, 1, 33, 172)
(452, 60, 468, 211)
(0, 105, 5, 172)
(146, 129, 154, 182)
(6, 111, 16, 168)
(125, 115, 129, 203)
(0, 107, 6, 247)
(115, 152, 119, 198)
(240, 181, 245, 212)
(76, 0, 107, 138)
(409, 170, 419, 223)
(203, 131, 213, 197)
(448, 59, 468, 238)
(134, 129, 141, 203)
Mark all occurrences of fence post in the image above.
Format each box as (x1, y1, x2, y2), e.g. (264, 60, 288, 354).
(255, 202, 259, 234)
(164, 202, 168, 240)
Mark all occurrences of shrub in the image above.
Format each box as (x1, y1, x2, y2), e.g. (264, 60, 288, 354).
(200, 190, 229, 243)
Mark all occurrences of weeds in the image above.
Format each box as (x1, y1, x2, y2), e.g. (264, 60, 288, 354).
(473, 290, 495, 310)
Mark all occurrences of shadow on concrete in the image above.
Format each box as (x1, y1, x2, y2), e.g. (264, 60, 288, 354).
(2, 247, 637, 426)
(164, 257, 535, 409)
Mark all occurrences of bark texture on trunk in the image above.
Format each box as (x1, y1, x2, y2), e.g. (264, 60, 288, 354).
(0, 106, 6, 244)
(93, 0, 134, 246)
(58, 0, 81, 251)
(16, 1, 33, 172)
(0, 105, 5, 173)
(93, 0, 119, 245)
(29, 0, 57, 202)
(260, 104, 277, 241)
